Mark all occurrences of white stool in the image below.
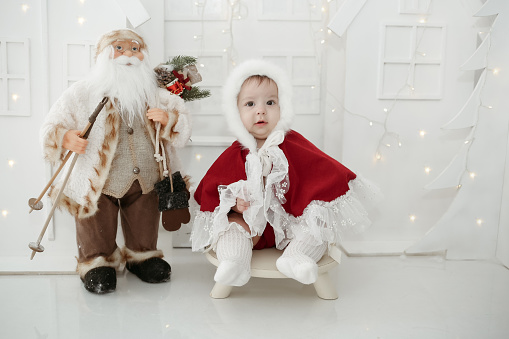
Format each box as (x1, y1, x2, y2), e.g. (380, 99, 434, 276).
(205, 245, 342, 300)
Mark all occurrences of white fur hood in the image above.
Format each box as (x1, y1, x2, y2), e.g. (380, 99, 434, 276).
(222, 59, 294, 152)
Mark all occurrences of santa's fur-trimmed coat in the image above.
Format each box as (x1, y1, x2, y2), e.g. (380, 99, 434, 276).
(40, 80, 191, 218)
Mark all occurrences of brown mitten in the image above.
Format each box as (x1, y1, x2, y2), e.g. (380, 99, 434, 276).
(161, 206, 191, 232)
(154, 172, 191, 232)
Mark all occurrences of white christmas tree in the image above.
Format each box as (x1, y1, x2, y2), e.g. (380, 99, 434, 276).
(407, 0, 509, 259)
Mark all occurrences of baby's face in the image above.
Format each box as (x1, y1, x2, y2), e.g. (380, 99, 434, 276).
(237, 78, 280, 148)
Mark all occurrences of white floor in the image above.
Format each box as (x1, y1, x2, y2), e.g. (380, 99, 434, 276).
(1, 249, 508, 339)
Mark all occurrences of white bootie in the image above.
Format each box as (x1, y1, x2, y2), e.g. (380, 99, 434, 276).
(214, 223, 253, 286)
(276, 237, 327, 284)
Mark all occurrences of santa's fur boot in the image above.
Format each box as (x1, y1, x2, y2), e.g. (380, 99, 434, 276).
(214, 223, 253, 286)
(126, 257, 172, 283)
(82, 266, 117, 294)
(276, 237, 327, 284)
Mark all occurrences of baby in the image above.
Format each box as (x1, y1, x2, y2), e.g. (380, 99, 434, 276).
(191, 59, 380, 287)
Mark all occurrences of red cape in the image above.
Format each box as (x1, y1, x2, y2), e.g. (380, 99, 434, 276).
(195, 130, 357, 218)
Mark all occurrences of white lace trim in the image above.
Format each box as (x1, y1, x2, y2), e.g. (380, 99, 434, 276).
(190, 140, 381, 252)
(191, 175, 381, 252)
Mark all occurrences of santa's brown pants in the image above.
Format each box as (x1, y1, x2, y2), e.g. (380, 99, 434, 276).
(75, 180, 160, 263)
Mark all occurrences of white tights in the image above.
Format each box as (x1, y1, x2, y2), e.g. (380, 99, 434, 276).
(276, 237, 327, 284)
(215, 224, 328, 286)
(214, 223, 253, 286)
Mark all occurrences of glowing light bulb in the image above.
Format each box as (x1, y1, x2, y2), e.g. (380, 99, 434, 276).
(492, 68, 500, 75)
(424, 167, 431, 174)
(470, 172, 476, 179)
(383, 108, 388, 112)
(419, 130, 426, 137)
(465, 140, 470, 144)
(310, 86, 316, 90)
(77, 17, 86, 25)
(199, 63, 205, 68)
(21, 4, 29, 12)
(12, 94, 19, 102)
(327, 29, 332, 34)
(195, 154, 202, 161)
(419, 18, 427, 23)
(476, 218, 483, 226)
(80, 0, 86, 4)
(321, 6, 326, 12)
(409, 215, 416, 222)
(369, 121, 373, 126)
(375, 153, 382, 160)
(457, 184, 462, 189)
(1, 210, 7, 217)
(8, 160, 15, 167)
(320, 39, 326, 44)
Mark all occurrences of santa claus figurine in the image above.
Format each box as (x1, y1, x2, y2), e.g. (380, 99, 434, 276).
(40, 29, 191, 294)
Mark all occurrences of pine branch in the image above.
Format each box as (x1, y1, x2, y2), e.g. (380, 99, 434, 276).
(167, 55, 198, 71)
(181, 87, 211, 102)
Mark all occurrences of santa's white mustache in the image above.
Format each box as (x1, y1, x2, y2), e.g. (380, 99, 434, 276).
(113, 55, 142, 66)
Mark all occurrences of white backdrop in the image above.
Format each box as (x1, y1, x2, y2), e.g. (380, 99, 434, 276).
(0, 0, 507, 273)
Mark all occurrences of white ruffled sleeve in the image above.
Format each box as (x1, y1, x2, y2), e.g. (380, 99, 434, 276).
(190, 155, 267, 252)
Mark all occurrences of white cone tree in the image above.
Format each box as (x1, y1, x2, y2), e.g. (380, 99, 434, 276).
(408, 0, 509, 259)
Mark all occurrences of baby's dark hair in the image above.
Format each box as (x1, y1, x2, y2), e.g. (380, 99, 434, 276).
(243, 75, 276, 87)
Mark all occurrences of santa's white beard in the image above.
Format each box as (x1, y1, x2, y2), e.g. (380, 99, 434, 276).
(86, 47, 158, 126)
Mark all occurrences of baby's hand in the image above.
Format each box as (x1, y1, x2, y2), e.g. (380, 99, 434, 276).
(147, 108, 169, 127)
(234, 198, 250, 213)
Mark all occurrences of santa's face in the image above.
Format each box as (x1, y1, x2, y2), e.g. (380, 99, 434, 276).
(237, 78, 280, 148)
(111, 40, 144, 63)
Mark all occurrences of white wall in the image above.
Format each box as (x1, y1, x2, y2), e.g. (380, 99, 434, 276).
(1, 0, 507, 272)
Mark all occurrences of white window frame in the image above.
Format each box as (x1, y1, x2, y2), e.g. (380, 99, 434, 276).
(377, 23, 446, 100)
(0, 38, 30, 116)
(63, 41, 95, 89)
